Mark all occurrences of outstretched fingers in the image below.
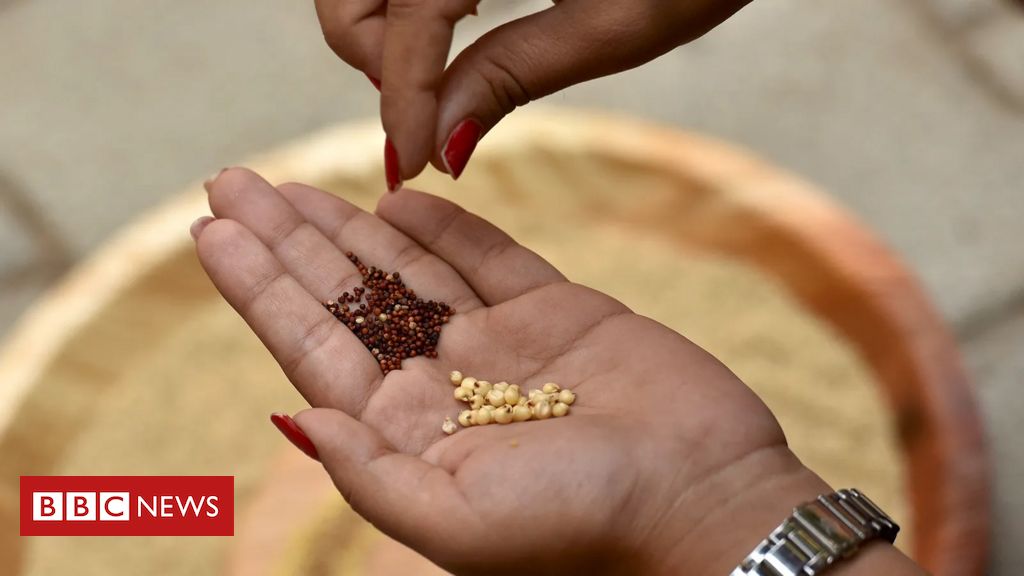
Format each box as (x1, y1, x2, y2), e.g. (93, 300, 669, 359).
(275, 181, 483, 314)
(206, 168, 365, 303)
(194, 218, 381, 414)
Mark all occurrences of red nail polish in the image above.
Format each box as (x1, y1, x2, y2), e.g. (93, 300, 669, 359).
(270, 413, 320, 461)
(442, 119, 482, 180)
(384, 138, 403, 192)
(365, 73, 381, 91)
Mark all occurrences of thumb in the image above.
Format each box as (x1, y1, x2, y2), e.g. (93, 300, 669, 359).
(287, 408, 471, 561)
(432, 0, 754, 179)
(431, 2, 674, 179)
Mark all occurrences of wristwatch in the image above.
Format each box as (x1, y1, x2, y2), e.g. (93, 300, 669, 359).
(730, 489, 900, 576)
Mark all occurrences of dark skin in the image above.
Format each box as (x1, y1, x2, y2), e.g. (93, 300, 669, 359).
(193, 168, 927, 575)
(313, 0, 755, 180)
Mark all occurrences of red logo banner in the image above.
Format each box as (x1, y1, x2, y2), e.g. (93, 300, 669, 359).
(20, 476, 233, 536)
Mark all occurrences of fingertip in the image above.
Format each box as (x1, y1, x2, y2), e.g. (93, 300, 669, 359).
(374, 187, 428, 217)
(384, 137, 404, 192)
(189, 216, 215, 241)
(440, 119, 483, 180)
(293, 407, 384, 469)
(274, 182, 309, 198)
(214, 166, 261, 186)
(206, 167, 265, 212)
(193, 218, 249, 269)
(385, 129, 437, 186)
(374, 186, 400, 211)
(203, 168, 228, 193)
(291, 407, 337, 436)
(270, 411, 321, 461)
(289, 408, 340, 452)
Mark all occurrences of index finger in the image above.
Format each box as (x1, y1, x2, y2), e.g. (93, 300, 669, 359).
(195, 219, 382, 416)
(382, 0, 478, 178)
(315, 0, 386, 76)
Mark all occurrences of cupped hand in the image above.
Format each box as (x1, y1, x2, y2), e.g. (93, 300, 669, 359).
(313, 0, 753, 187)
(194, 168, 824, 575)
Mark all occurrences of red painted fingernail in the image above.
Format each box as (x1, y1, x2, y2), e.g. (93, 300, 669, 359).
(384, 137, 403, 192)
(442, 119, 482, 180)
(189, 216, 214, 241)
(270, 413, 320, 461)
(365, 73, 381, 91)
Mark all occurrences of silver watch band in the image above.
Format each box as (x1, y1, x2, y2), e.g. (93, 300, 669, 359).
(730, 489, 900, 576)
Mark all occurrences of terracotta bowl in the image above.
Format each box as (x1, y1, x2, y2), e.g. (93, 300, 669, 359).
(0, 109, 988, 575)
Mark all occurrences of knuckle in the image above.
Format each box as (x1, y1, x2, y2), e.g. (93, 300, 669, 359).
(240, 269, 287, 319)
(318, 22, 363, 68)
(321, 28, 351, 62)
(321, 27, 344, 49)
(282, 314, 336, 375)
(384, 0, 424, 18)
(276, 182, 308, 197)
(389, 241, 429, 273)
(474, 47, 535, 114)
(387, 0, 476, 21)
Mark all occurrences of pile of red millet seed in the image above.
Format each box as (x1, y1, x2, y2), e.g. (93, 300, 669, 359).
(323, 252, 454, 374)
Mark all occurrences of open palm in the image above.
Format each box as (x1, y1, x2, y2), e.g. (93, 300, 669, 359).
(195, 168, 809, 575)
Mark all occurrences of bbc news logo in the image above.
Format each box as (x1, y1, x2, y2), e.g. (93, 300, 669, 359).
(21, 476, 233, 536)
(33, 491, 133, 521)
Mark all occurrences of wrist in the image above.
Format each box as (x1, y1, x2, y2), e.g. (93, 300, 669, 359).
(650, 446, 925, 576)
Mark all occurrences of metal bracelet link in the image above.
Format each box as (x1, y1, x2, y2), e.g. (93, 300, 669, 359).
(730, 489, 900, 576)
